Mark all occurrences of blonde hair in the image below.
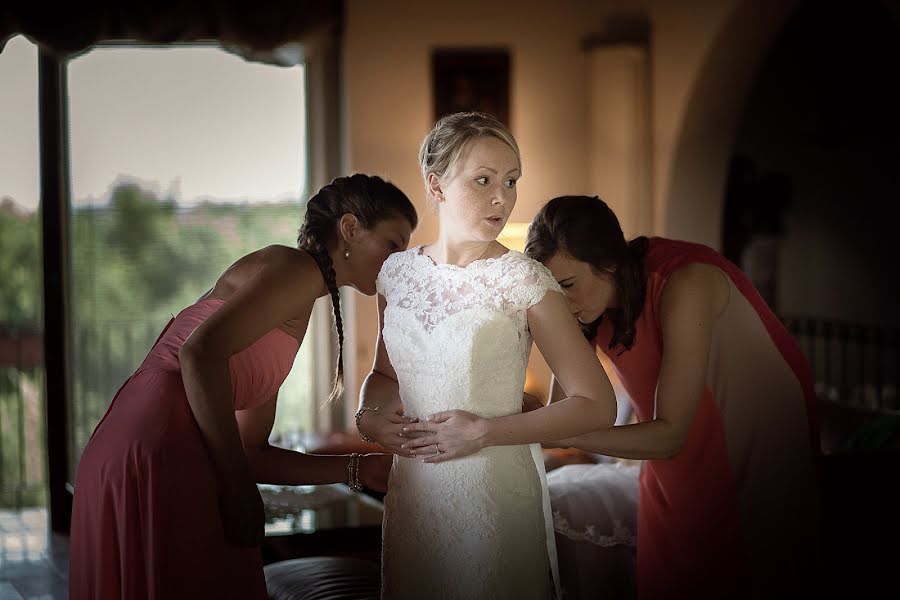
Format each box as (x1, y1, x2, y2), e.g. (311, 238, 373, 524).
(418, 112, 521, 202)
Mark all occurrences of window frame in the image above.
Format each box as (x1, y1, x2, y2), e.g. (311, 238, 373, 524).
(38, 32, 342, 533)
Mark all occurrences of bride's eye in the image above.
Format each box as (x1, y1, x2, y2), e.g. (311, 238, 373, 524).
(505, 179, 517, 188)
(475, 176, 489, 186)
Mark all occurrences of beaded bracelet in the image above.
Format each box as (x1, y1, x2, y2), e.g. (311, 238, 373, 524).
(347, 452, 363, 492)
(354, 405, 379, 443)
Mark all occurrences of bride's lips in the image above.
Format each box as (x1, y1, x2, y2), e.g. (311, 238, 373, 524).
(485, 215, 504, 227)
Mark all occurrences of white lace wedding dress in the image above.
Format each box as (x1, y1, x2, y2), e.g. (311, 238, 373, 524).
(377, 246, 562, 600)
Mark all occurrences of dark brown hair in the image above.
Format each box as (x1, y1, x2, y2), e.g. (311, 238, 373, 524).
(525, 195, 648, 354)
(297, 174, 417, 403)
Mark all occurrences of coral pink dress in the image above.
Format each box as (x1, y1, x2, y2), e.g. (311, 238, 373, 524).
(69, 299, 299, 600)
(594, 238, 820, 599)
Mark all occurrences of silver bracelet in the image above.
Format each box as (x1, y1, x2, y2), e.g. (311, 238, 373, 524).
(347, 452, 363, 492)
(354, 405, 379, 443)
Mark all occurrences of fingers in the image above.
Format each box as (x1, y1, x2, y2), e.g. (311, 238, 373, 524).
(401, 421, 439, 434)
(378, 421, 415, 439)
(400, 435, 437, 451)
(422, 450, 456, 464)
(383, 442, 416, 457)
(425, 410, 455, 423)
(412, 444, 441, 457)
(401, 411, 462, 434)
(389, 435, 418, 457)
(406, 443, 446, 459)
(377, 423, 420, 457)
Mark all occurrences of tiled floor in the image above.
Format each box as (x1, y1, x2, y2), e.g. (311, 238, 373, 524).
(0, 509, 68, 600)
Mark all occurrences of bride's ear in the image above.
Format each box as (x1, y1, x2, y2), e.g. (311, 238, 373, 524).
(427, 173, 445, 204)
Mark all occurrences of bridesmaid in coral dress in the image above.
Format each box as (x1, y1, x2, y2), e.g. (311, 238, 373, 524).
(524, 195, 821, 599)
(69, 174, 417, 599)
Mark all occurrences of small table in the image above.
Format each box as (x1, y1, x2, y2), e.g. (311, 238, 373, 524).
(259, 483, 384, 565)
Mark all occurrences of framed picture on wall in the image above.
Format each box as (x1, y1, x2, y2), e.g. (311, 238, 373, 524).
(432, 48, 511, 127)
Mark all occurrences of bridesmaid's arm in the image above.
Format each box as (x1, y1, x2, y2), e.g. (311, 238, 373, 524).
(358, 294, 417, 457)
(480, 290, 618, 444)
(551, 263, 729, 460)
(178, 248, 316, 545)
(401, 291, 617, 462)
(237, 397, 391, 491)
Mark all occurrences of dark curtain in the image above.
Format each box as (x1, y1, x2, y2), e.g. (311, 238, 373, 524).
(0, 0, 340, 65)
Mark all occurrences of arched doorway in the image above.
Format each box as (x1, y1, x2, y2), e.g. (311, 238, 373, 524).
(664, 0, 802, 248)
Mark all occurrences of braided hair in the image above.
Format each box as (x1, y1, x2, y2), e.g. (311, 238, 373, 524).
(525, 195, 649, 355)
(297, 174, 417, 403)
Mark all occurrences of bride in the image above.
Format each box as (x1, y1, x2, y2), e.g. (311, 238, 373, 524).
(356, 112, 617, 599)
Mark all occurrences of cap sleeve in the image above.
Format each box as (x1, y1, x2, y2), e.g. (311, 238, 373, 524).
(504, 254, 563, 310)
(376, 266, 388, 297)
(376, 249, 412, 298)
(376, 256, 393, 297)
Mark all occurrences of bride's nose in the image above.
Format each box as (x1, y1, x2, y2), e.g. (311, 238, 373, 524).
(491, 185, 513, 206)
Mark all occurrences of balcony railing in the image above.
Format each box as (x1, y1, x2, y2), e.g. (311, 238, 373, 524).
(1, 316, 314, 510)
(780, 315, 899, 413)
(0, 326, 45, 509)
(2, 314, 895, 509)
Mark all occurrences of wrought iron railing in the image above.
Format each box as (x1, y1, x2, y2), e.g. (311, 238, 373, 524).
(780, 315, 899, 413)
(2, 314, 895, 508)
(1, 317, 314, 510)
(0, 326, 46, 508)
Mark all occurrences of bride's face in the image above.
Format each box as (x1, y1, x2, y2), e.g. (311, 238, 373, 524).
(432, 136, 520, 242)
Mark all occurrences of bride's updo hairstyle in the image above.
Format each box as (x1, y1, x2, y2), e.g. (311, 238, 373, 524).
(418, 112, 521, 207)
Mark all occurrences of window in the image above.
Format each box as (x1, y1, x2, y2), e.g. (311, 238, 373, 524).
(65, 45, 314, 477)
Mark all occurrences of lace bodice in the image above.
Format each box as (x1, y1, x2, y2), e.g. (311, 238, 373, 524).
(377, 246, 562, 420)
(377, 246, 563, 599)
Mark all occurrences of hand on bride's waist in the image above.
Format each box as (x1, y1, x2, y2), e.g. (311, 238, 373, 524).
(398, 409, 489, 463)
(357, 406, 419, 457)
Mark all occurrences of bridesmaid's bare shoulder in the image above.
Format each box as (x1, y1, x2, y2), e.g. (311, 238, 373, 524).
(203, 245, 322, 303)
